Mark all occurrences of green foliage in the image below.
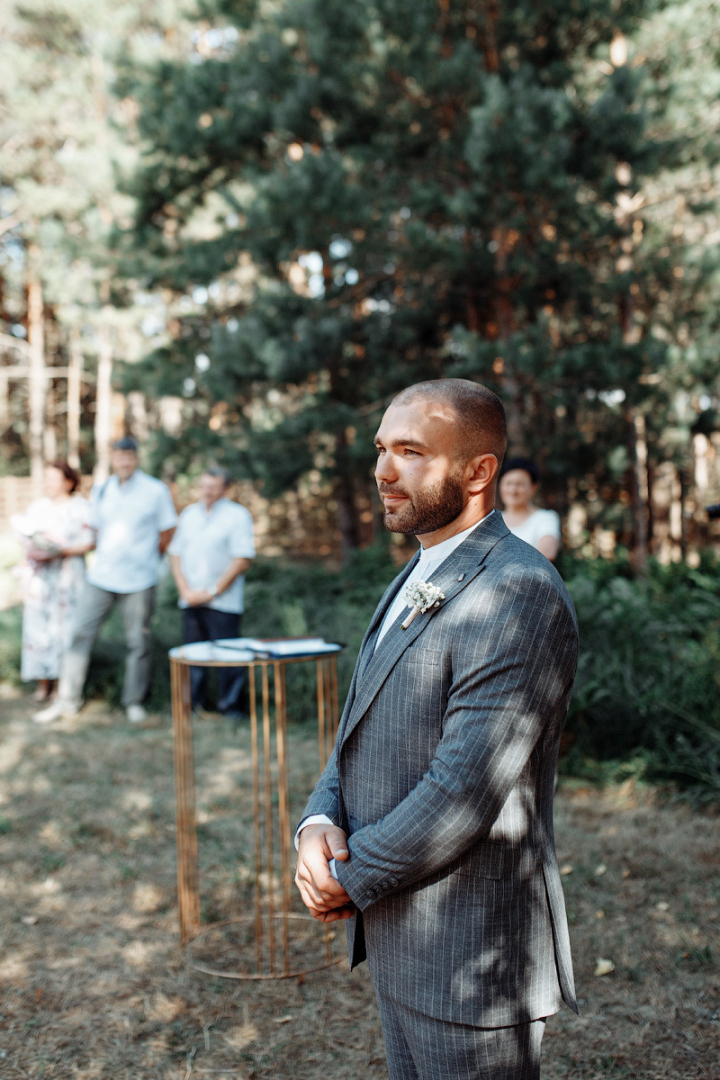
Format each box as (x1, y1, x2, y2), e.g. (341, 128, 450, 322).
(4, 547, 720, 799)
(0, 608, 22, 686)
(240, 544, 398, 714)
(121, 0, 720, 548)
(564, 553, 720, 800)
(247, 548, 720, 799)
(2, 0, 719, 560)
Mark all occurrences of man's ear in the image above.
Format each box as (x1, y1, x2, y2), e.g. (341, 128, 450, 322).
(466, 453, 499, 495)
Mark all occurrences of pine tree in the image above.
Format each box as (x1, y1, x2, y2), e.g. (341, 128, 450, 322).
(628, 0, 720, 557)
(0, 0, 188, 478)
(124, 0, 713, 553)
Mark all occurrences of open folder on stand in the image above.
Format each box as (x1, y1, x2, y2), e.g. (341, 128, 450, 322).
(239, 637, 342, 657)
(170, 638, 342, 663)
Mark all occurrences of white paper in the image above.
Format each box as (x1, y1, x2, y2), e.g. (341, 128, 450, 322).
(244, 638, 338, 656)
(168, 641, 255, 662)
(168, 637, 341, 662)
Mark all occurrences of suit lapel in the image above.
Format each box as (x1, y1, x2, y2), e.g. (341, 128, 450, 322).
(355, 550, 420, 681)
(334, 551, 421, 741)
(367, 551, 421, 638)
(340, 512, 510, 749)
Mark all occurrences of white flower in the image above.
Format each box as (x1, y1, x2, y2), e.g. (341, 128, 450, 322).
(401, 580, 445, 629)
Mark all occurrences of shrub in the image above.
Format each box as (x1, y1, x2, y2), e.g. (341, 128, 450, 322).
(4, 544, 720, 800)
(563, 554, 720, 801)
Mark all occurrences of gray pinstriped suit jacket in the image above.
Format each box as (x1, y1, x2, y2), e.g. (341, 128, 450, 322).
(300, 512, 578, 1027)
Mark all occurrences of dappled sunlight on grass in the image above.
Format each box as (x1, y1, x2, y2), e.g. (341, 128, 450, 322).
(0, 688, 385, 1078)
(548, 780, 720, 1076)
(0, 686, 717, 1077)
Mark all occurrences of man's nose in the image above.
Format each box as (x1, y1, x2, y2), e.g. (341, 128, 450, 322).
(375, 452, 397, 484)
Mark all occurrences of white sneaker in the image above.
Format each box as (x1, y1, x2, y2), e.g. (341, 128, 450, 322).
(126, 704, 147, 724)
(33, 700, 79, 724)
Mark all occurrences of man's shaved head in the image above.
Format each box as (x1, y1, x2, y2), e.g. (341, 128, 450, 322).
(391, 379, 507, 466)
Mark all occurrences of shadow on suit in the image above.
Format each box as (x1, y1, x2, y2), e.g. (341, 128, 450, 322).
(300, 513, 579, 1071)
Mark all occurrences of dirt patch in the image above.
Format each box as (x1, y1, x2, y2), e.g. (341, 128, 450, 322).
(0, 690, 718, 1078)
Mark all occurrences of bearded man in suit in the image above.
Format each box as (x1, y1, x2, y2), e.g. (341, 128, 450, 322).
(295, 380, 578, 1080)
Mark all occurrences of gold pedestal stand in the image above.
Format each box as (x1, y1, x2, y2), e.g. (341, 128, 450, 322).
(169, 645, 342, 979)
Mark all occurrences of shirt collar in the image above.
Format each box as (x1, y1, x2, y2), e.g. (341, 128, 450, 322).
(199, 497, 226, 515)
(112, 469, 141, 490)
(417, 509, 495, 566)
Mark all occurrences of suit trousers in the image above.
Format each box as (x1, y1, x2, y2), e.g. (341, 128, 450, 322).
(58, 582, 156, 709)
(182, 606, 245, 714)
(376, 991, 546, 1080)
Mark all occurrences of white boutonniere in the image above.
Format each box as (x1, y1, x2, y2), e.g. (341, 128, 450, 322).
(401, 580, 445, 630)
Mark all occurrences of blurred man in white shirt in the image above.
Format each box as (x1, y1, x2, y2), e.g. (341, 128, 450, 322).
(34, 437, 177, 725)
(170, 468, 255, 718)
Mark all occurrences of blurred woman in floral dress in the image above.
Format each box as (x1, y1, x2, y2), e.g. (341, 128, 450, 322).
(12, 462, 94, 702)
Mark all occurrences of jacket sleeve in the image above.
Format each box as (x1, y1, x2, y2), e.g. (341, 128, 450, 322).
(296, 747, 341, 831)
(335, 570, 578, 910)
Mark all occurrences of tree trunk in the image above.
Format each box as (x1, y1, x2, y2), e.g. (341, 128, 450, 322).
(127, 390, 149, 442)
(26, 246, 46, 490)
(479, 15, 524, 455)
(693, 432, 709, 507)
(678, 467, 688, 561)
(691, 432, 711, 557)
(482, 0, 500, 73)
(628, 410, 648, 572)
(490, 228, 524, 454)
(668, 463, 683, 560)
(332, 424, 361, 560)
(645, 458, 654, 551)
(0, 372, 8, 435)
(334, 473, 360, 564)
(43, 381, 57, 463)
(67, 330, 82, 470)
(94, 329, 113, 483)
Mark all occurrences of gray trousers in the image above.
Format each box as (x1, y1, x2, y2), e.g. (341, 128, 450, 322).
(376, 992, 546, 1080)
(58, 582, 156, 709)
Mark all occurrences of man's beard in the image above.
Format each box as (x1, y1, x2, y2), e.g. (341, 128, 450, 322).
(380, 473, 466, 535)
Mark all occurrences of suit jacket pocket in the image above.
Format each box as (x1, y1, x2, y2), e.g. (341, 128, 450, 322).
(455, 841, 505, 880)
(402, 647, 443, 667)
(418, 842, 506, 888)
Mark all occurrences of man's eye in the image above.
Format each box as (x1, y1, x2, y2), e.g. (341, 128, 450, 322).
(403, 448, 419, 456)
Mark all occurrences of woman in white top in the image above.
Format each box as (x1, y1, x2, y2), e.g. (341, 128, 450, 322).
(12, 462, 94, 701)
(499, 457, 561, 562)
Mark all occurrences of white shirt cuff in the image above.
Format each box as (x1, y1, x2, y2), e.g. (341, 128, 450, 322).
(294, 813, 334, 851)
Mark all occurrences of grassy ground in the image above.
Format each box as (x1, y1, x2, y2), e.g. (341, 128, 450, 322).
(0, 687, 718, 1079)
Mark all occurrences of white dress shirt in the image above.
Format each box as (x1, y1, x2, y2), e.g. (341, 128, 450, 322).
(296, 511, 494, 876)
(373, 512, 493, 649)
(168, 498, 255, 613)
(86, 471, 178, 594)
